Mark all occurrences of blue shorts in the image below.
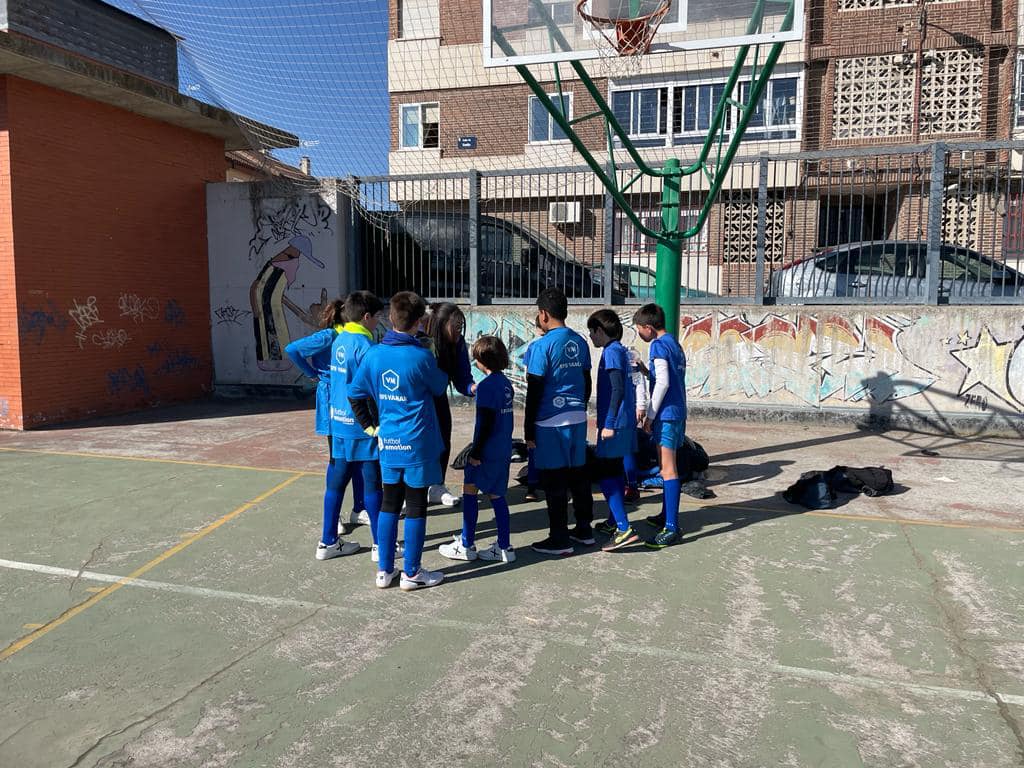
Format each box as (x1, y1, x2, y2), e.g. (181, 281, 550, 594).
(594, 427, 638, 459)
(331, 435, 378, 462)
(654, 419, 686, 450)
(534, 422, 587, 470)
(380, 462, 442, 489)
(464, 460, 510, 496)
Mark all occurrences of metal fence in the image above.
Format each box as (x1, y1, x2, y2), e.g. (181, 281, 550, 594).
(351, 140, 1024, 305)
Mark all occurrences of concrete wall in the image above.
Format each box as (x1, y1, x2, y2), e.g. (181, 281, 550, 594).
(1, 76, 225, 429)
(206, 181, 346, 390)
(464, 304, 1024, 433)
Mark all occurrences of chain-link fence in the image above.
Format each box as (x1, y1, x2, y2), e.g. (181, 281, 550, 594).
(349, 140, 1024, 305)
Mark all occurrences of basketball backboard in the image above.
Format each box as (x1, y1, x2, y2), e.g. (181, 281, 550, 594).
(484, 0, 802, 66)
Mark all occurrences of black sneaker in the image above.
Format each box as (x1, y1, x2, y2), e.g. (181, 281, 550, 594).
(531, 537, 574, 555)
(594, 519, 617, 536)
(645, 511, 666, 528)
(569, 525, 596, 546)
(525, 486, 542, 502)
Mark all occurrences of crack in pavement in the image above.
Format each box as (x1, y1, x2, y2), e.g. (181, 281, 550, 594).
(898, 524, 1024, 765)
(69, 541, 105, 594)
(62, 606, 324, 768)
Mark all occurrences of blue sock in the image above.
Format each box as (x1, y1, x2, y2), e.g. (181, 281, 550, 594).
(350, 465, 365, 513)
(527, 449, 539, 486)
(321, 459, 347, 545)
(364, 489, 382, 545)
(403, 516, 426, 576)
(360, 461, 382, 545)
(462, 493, 479, 548)
(664, 479, 681, 532)
(376, 511, 399, 572)
(492, 496, 511, 550)
(623, 453, 639, 490)
(599, 477, 629, 532)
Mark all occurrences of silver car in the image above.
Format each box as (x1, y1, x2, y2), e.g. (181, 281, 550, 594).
(770, 241, 1024, 300)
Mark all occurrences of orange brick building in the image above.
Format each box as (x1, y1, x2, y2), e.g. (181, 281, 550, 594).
(0, 5, 295, 429)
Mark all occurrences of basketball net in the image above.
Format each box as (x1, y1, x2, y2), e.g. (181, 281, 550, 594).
(576, 0, 672, 78)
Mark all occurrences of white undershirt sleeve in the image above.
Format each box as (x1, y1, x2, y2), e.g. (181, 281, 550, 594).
(647, 358, 670, 421)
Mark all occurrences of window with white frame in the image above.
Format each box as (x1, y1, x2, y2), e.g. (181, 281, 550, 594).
(527, 0, 575, 25)
(400, 103, 439, 149)
(673, 82, 730, 142)
(528, 93, 571, 143)
(740, 77, 798, 139)
(1017, 54, 1024, 129)
(614, 208, 707, 258)
(611, 87, 668, 137)
(397, 0, 439, 38)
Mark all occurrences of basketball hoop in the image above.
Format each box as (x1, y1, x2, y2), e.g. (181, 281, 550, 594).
(576, 0, 672, 57)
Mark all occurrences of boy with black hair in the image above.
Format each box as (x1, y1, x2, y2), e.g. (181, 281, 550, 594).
(439, 335, 517, 563)
(525, 288, 594, 555)
(349, 291, 450, 590)
(328, 290, 396, 563)
(633, 302, 688, 548)
(586, 309, 640, 551)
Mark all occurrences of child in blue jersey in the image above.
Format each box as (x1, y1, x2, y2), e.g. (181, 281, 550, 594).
(349, 291, 450, 591)
(633, 303, 688, 548)
(284, 298, 364, 560)
(438, 336, 516, 563)
(623, 347, 650, 503)
(326, 290, 396, 564)
(522, 344, 542, 502)
(524, 288, 594, 555)
(586, 310, 640, 551)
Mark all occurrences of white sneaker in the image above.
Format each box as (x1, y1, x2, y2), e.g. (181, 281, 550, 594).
(438, 536, 477, 561)
(400, 568, 445, 591)
(346, 508, 371, 526)
(370, 542, 405, 564)
(477, 542, 516, 563)
(428, 485, 459, 507)
(315, 539, 360, 560)
(375, 569, 400, 588)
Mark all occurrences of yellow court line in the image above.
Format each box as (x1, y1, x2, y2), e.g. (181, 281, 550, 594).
(0, 446, 317, 476)
(678, 498, 1024, 534)
(0, 473, 304, 662)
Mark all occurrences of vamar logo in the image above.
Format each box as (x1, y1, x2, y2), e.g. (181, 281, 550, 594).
(382, 369, 400, 392)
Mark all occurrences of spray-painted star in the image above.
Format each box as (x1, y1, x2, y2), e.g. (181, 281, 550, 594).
(950, 327, 1015, 407)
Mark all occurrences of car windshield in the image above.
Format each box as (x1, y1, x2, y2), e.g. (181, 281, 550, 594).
(939, 247, 1015, 282)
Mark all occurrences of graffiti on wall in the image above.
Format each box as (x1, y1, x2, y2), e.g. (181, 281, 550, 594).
(117, 293, 159, 324)
(678, 312, 937, 407)
(949, 326, 1024, 412)
(247, 199, 332, 372)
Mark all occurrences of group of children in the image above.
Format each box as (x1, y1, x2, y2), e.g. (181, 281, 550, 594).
(285, 287, 687, 592)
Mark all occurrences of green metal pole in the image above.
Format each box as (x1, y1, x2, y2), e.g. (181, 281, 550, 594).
(655, 158, 682, 336)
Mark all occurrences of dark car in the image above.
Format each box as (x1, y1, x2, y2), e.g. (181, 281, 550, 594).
(356, 210, 624, 301)
(770, 241, 1024, 300)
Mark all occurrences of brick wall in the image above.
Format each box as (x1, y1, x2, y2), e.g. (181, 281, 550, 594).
(0, 78, 21, 429)
(2, 76, 226, 428)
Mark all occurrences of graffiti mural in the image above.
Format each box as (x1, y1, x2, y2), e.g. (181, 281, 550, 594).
(465, 312, 537, 394)
(949, 325, 1024, 412)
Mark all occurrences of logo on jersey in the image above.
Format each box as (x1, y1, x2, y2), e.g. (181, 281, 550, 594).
(552, 396, 566, 408)
(504, 385, 514, 405)
(564, 340, 580, 360)
(382, 369, 400, 392)
(335, 345, 346, 365)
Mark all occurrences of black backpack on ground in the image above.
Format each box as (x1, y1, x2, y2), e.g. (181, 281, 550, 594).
(783, 465, 894, 509)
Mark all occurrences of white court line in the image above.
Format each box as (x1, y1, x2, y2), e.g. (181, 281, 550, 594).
(3, 557, 1022, 709)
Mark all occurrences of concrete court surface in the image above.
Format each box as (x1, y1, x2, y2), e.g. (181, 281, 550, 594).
(0, 399, 1022, 768)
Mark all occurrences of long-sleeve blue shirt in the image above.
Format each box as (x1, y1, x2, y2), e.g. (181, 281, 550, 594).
(285, 327, 338, 435)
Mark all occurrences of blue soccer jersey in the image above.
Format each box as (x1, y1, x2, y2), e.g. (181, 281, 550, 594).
(596, 340, 636, 431)
(648, 333, 687, 423)
(473, 371, 515, 463)
(525, 326, 592, 423)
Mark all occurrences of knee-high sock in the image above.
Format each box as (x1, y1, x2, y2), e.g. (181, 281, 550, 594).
(350, 464, 365, 513)
(377, 512, 399, 572)
(321, 459, 348, 545)
(541, 470, 569, 540)
(663, 478, 681, 532)
(360, 462, 382, 545)
(403, 516, 426, 576)
(492, 496, 511, 550)
(623, 453, 639, 490)
(461, 493, 479, 548)
(527, 449, 540, 486)
(599, 477, 629, 532)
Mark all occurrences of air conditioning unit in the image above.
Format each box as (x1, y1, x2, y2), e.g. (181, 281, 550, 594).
(548, 201, 582, 224)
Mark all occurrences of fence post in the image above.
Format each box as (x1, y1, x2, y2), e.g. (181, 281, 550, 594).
(754, 153, 769, 305)
(603, 180, 615, 304)
(926, 142, 947, 305)
(468, 169, 480, 306)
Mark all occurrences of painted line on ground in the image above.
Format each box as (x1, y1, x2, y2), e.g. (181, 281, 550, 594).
(0, 474, 304, 661)
(1, 556, 1022, 708)
(0, 446, 317, 476)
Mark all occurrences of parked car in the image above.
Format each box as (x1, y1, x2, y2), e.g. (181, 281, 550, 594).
(769, 241, 1024, 300)
(357, 210, 626, 300)
(614, 263, 719, 301)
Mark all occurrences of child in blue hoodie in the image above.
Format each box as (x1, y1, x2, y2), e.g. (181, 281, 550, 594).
(438, 335, 516, 564)
(349, 292, 450, 591)
(284, 298, 365, 560)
